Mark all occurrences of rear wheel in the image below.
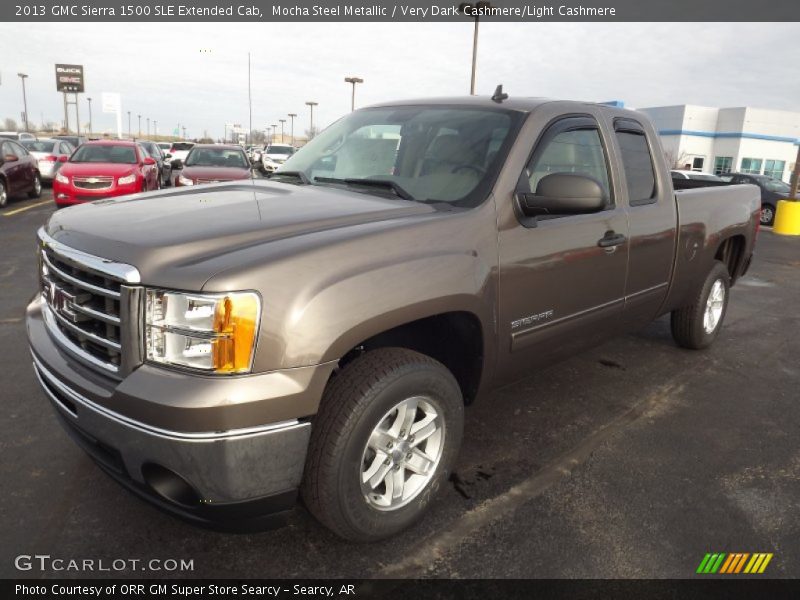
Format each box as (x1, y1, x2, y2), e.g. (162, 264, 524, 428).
(28, 174, 42, 199)
(0, 179, 7, 207)
(302, 348, 464, 542)
(671, 261, 730, 349)
(760, 204, 776, 226)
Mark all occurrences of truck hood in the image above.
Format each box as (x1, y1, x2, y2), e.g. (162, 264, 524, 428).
(44, 180, 437, 289)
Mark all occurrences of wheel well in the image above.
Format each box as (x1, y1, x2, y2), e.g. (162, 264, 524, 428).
(715, 235, 746, 283)
(339, 312, 484, 404)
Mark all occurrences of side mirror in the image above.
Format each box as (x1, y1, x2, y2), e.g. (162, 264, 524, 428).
(3, 154, 19, 163)
(170, 159, 183, 170)
(143, 157, 156, 166)
(58, 155, 69, 163)
(518, 173, 606, 217)
(164, 153, 172, 159)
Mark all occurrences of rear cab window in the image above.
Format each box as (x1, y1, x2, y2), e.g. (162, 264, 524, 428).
(613, 119, 657, 206)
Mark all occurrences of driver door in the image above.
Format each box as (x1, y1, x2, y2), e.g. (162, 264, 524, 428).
(496, 116, 629, 382)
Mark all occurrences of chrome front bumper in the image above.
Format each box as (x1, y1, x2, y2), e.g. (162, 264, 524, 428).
(32, 352, 311, 518)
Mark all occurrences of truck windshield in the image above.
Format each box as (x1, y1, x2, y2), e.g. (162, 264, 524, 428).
(276, 106, 519, 206)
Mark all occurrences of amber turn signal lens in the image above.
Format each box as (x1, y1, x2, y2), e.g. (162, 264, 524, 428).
(211, 293, 260, 373)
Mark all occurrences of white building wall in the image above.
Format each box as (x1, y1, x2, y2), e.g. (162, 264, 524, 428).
(638, 104, 800, 181)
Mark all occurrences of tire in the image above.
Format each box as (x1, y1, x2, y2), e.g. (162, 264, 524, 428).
(760, 204, 776, 227)
(302, 348, 464, 542)
(671, 261, 730, 350)
(0, 179, 7, 208)
(28, 174, 42, 199)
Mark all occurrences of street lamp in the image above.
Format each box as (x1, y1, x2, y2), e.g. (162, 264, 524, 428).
(154, 120, 157, 138)
(137, 114, 142, 138)
(344, 76, 363, 112)
(271, 124, 277, 145)
(305, 101, 318, 140)
(17, 73, 29, 132)
(279, 119, 286, 143)
(459, 1, 492, 95)
(127, 111, 131, 138)
(182, 126, 187, 139)
(288, 113, 297, 146)
(147, 117, 150, 137)
(87, 97, 93, 135)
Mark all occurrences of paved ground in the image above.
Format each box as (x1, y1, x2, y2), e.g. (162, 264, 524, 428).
(1, 186, 798, 579)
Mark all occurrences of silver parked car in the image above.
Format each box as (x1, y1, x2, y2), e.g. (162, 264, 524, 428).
(21, 138, 75, 182)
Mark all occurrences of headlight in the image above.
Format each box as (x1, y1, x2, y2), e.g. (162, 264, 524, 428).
(55, 172, 69, 184)
(145, 290, 260, 374)
(118, 173, 137, 185)
(178, 174, 194, 186)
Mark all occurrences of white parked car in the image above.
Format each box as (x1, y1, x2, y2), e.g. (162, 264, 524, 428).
(166, 141, 195, 165)
(260, 143, 295, 175)
(21, 138, 75, 182)
(0, 131, 36, 142)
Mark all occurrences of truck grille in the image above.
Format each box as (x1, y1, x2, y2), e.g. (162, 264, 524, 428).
(73, 176, 114, 190)
(38, 229, 142, 377)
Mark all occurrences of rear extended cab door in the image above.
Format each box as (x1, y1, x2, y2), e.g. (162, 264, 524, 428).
(599, 114, 677, 328)
(494, 102, 630, 383)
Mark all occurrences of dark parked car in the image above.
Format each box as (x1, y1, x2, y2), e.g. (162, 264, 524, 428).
(174, 144, 252, 186)
(722, 173, 790, 226)
(139, 140, 172, 187)
(0, 139, 42, 207)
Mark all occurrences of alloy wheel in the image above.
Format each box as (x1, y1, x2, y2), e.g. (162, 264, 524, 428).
(360, 396, 445, 511)
(703, 279, 725, 334)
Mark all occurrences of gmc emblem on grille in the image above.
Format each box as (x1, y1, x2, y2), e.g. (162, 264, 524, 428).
(49, 284, 80, 323)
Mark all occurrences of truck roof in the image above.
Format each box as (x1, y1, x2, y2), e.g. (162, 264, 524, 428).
(364, 95, 643, 119)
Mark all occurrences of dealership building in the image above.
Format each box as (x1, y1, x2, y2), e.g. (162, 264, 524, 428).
(638, 105, 800, 181)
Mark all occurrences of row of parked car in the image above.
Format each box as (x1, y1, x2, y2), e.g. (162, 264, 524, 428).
(246, 142, 297, 174)
(0, 133, 258, 208)
(671, 169, 793, 226)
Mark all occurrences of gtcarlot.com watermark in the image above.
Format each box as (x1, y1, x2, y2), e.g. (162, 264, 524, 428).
(14, 554, 194, 573)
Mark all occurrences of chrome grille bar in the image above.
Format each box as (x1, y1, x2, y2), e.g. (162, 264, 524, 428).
(42, 251, 121, 299)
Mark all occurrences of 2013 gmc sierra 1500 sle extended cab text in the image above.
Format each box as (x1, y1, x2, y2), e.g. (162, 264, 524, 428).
(26, 95, 760, 541)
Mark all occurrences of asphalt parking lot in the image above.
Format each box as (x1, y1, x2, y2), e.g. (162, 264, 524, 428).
(1, 186, 799, 579)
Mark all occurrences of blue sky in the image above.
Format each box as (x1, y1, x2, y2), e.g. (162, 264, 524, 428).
(1, 21, 798, 138)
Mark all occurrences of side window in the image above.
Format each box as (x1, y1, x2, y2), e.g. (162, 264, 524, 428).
(9, 141, 26, 157)
(614, 127, 656, 206)
(523, 126, 611, 204)
(4, 142, 21, 158)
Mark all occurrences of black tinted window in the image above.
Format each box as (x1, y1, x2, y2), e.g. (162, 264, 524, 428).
(615, 131, 656, 205)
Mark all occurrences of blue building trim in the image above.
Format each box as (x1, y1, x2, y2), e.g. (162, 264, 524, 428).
(659, 129, 800, 144)
(600, 100, 625, 108)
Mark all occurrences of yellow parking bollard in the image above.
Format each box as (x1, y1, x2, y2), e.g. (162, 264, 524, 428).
(773, 200, 800, 236)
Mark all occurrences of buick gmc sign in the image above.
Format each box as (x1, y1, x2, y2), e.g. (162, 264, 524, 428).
(55, 64, 84, 93)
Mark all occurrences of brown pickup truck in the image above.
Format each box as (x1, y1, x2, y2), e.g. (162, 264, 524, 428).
(27, 95, 760, 541)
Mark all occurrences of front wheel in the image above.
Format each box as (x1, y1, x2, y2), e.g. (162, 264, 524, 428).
(0, 179, 7, 207)
(760, 204, 776, 226)
(28, 174, 42, 199)
(302, 348, 464, 542)
(671, 261, 730, 349)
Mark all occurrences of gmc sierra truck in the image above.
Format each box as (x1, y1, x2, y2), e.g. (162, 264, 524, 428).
(27, 95, 760, 542)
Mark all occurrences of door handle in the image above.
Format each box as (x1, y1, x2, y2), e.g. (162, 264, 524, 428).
(597, 231, 627, 248)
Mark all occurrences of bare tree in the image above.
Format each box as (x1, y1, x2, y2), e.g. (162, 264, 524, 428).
(663, 148, 690, 170)
(4, 118, 19, 131)
(305, 126, 318, 140)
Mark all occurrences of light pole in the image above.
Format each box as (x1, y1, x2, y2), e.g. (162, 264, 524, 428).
(271, 124, 277, 145)
(154, 120, 157, 138)
(288, 113, 297, 146)
(147, 117, 150, 137)
(247, 52, 252, 146)
(305, 101, 318, 140)
(182, 126, 187, 139)
(459, 2, 492, 95)
(87, 97, 93, 135)
(137, 114, 141, 138)
(17, 73, 29, 132)
(344, 76, 363, 112)
(127, 111, 131, 138)
(279, 119, 286, 143)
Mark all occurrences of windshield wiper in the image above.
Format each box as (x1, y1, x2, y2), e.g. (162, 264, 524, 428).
(270, 170, 310, 185)
(313, 177, 414, 201)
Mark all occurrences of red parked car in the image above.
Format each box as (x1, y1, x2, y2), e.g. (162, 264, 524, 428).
(0, 138, 42, 208)
(175, 144, 252, 186)
(52, 140, 159, 208)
